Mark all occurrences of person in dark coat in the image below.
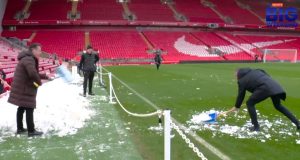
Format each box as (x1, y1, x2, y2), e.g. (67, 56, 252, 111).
(8, 43, 49, 136)
(0, 69, 6, 94)
(154, 50, 162, 70)
(79, 45, 99, 97)
(225, 68, 300, 131)
(254, 54, 259, 63)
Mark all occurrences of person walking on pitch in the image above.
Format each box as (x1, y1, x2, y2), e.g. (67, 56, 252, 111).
(154, 50, 162, 70)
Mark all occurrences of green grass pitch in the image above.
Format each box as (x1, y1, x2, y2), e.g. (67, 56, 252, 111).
(0, 63, 299, 160)
(105, 63, 300, 160)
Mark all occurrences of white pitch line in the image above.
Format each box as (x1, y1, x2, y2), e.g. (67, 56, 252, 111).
(103, 67, 231, 160)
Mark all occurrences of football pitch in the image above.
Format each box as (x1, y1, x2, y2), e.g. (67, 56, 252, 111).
(1, 63, 300, 160)
(104, 63, 300, 160)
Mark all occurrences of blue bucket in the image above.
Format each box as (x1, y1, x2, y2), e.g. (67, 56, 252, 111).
(56, 66, 74, 83)
(204, 112, 218, 123)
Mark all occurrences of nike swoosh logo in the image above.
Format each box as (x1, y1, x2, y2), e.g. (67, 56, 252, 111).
(174, 36, 297, 57)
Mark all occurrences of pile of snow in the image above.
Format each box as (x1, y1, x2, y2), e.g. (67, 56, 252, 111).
(190, 110, 219, 123)
(186, 109, 300, 144)
(0, 77, 94, 139)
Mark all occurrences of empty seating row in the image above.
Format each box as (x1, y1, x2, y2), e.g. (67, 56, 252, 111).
(3, 0, 271, 25)
(1, 30, 299, 63)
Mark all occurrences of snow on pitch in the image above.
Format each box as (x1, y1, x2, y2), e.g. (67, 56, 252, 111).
(187, 109, 300, 144)
(0, 77, 94, 140)
(149, 109, 300, 144)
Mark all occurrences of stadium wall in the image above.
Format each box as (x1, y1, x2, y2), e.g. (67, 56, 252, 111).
(0, 0, 8, 34)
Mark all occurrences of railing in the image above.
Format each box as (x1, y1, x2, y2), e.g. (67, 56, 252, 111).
(96, 65, 208, 160)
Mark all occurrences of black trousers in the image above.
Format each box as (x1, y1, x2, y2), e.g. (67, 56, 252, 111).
(17, 107, 35, 132)
(0, 84, 4, 94)
(83, 71, 95, 94)
(156, 62, 161, 70)
(246, 94, 299, 128)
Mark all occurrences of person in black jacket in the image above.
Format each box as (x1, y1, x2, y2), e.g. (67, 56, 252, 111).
(224, 68, 300, 131)
(79, 45, 99, 97)
(0, 69, 7, 94)
(154, 50, 162, 70)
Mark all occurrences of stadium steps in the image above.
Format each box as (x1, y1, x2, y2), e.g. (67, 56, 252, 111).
(238, 0, 266, 22)
(215, 32, 255, 57)
(28, 32, 37, 42)
(85, 32, 91, 48)
(209, 0, 263, 25)
(188, 32, 226, 60)
(189, 32, 211, 48)
(201, 0, 233, 24)
(120, 2, 137, 21)
(235, 34, 264, 56)
(68, 0, 80, 20)
(246, 9, 266, 24)
(138, 32, 155, 50)
(165, 1, 188, 22)
(127, 0, 175, 22)
(235, 0, 266, 24)
(14, 0, 31, 20)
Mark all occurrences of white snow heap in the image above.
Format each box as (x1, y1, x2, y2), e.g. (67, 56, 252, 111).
(0, 77, 94, 139)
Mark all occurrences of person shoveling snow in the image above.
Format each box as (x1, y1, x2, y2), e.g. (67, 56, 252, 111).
(220, 68, 300, 132)
(7, 44, 52, 137)
(187, 109, 300, 143)
(3, 43, 93, 138)
(0, 77, 93, 139)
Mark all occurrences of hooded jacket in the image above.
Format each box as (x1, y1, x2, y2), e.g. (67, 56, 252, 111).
(79, 52, 99, 72)
(8, 51, 48, 108)
(235, 68, 286, 108)
(154, 54, 162, 63)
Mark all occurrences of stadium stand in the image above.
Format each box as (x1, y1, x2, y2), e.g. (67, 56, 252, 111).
(28, 0, 70, 20)
(2, 29, 299, 63)
(79, 0, 123, 20)
(174, 0, 223, 23)
(191, 32, 252, 60)
(238, 0, 266, 21)
(90, 31, 150, 59)
(1, 0, 299, 64)
(143, 31, 223, 62)
(128, 0, 175, 22)
(2, 0, 24, 21)
(1, 30, 32, 39)
(209, 0, 264, 25)
(0, 39, 58, 84)
(31, 31, 84, 59)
